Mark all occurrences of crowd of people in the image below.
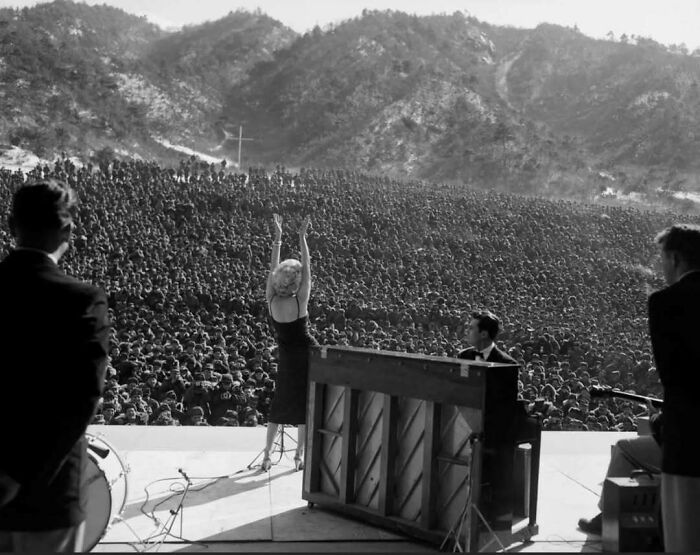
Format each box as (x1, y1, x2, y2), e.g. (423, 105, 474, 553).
(0, 156, 695, 430)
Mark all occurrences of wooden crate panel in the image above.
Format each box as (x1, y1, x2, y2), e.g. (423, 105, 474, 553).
(353, 391, 383, 510)
(392, 397, 425, 523)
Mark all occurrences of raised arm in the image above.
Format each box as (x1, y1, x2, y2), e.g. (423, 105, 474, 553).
(297, 215, 312, 304)
(265, 213, 283, 302)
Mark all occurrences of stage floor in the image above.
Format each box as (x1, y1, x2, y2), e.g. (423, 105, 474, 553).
(88, 426, 634, 553)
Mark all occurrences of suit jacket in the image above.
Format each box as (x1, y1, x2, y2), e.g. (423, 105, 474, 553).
(456, 344, 520, 440)
(456, 343, 523, 523)
(0, 250, 109, 530)
(457, 345, 517, 364)
(648, 270, 700, 477)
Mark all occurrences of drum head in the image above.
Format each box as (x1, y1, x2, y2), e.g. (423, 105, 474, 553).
(83, 458, 112, 551)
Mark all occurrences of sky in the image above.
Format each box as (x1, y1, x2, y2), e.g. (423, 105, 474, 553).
(2, 0, 699, 51)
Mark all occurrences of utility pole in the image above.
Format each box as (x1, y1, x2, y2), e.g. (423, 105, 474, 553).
(235, 126, 254, 169)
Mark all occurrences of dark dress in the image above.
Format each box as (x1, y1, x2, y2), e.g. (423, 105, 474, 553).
(268, 298, 318, 425)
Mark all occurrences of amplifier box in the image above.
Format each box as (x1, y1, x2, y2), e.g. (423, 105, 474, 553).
(602, 474, 662, 552)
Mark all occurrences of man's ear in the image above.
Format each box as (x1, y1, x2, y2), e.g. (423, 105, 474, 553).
(671, 250, 684, 270)
(59, 221, 74, 243)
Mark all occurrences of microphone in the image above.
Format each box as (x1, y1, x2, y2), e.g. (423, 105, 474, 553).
(178, 468, 192, 484)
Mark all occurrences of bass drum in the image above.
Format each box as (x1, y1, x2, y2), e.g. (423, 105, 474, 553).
(83, 433, 129, 551)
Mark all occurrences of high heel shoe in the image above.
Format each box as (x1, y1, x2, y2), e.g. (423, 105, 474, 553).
(261, 456, 271, 471)
(294, 455, 304, 471)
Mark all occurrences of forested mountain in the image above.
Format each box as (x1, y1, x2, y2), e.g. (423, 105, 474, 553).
(2, 1, 700, 197)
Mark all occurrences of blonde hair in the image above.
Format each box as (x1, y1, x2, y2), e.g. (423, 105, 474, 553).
(271, 259, 302, 296)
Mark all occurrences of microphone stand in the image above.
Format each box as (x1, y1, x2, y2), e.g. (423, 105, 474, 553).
(141, 468, 207, 550)
(247, 424, 298, 470)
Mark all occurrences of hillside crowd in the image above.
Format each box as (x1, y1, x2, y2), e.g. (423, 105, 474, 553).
(0, 156, 693, 431)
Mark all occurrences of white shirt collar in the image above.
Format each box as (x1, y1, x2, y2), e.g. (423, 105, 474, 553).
(15, 247, 59, 265)
(479, 342, 496, 360)
(678, 269, 700, 282)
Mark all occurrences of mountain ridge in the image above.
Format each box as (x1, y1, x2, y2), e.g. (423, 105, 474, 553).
(1, 1, 699, 199)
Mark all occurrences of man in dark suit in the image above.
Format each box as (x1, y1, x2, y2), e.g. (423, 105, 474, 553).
(457, 310, 516, 364)
(578, 225, 700, 548)
(648, 223, 700, 551)
(457, 310, 520, 530)
(0, 180, 109, 552)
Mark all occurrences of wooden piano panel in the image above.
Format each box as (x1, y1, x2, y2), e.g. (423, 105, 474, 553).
(392, 396, 426, 523)
(353, 390, 383, 510)
(317, 384, 344, 498)
(435, 404, 474, 534)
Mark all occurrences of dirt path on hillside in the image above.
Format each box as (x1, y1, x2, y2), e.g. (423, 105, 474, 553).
(494, 49, 522, 111)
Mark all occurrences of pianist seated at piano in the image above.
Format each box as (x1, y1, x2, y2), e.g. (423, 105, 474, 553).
(457, 310, 517, 364)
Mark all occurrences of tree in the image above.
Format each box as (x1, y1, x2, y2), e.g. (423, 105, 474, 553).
(92, 146, 115, 172)
(493, 120, 514, 168)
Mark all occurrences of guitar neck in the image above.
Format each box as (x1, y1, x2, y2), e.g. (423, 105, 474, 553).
(592, 388, 664, 409)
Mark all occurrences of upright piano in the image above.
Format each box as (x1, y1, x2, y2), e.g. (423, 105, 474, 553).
(302, 345, 540, 551)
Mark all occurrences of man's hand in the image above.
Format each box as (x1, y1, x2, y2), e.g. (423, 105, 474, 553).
(646, 398, 660, 417)
(645, 398, 664, 446)
(0, 471, 20, 508)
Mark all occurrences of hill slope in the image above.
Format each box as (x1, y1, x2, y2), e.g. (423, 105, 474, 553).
(1, 2, 700, 197)
(0, 2, 297, 158)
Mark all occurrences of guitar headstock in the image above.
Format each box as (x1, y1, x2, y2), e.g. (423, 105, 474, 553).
(589, 385, 615, 398)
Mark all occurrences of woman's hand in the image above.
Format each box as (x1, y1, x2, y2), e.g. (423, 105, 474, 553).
(299, 215, 311, 236)
(273, 213, 283, 241)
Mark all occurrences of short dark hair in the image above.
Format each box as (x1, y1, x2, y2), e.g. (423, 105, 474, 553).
(471, 310, 500, 340)
(655, 224, 700, 269)
(10, 180, 77, 234)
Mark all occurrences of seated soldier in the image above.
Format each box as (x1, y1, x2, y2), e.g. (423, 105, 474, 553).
(187, 406, 209, 426)
(152, 405, 180, 426)
(578, 410, 662, 534)
(113, 402, 147, 426)
(101, 403, 117, 425)
(214, 410, 240, 427)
